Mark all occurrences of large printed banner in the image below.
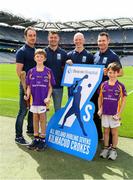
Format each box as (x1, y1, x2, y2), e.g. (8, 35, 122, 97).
(46, 64, 104, 160)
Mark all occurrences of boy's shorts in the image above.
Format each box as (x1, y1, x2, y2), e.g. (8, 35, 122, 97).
(30, 106, 46, 114)
(101, 115, 121, 128)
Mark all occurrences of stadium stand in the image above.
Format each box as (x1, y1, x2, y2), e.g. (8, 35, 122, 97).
(124, 29, 133, 43)
(0, 26, 24, 42)
(120, 55, 133, 66)
(0, 52, 15, 63)
(0, 11, 133, 65)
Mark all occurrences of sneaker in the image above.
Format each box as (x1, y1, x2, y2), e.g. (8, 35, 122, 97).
(108, 149, 117, 160)
(36, 139, 47, 151)
(100, 148, 110, 158)
(15, 137, 29, 145)
(27, 139, 39, 150)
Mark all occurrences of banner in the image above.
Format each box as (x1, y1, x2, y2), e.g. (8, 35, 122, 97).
(46, 64, 104, 160)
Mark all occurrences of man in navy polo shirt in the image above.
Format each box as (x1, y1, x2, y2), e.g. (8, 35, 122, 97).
(66, 32, 94, 97)
(15, 27, 36, 145)
(92, 31, 123, 141)
(45, 31, 67, 112)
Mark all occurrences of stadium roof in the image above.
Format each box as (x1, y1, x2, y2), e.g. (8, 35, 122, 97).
(0, 11, 133, 31)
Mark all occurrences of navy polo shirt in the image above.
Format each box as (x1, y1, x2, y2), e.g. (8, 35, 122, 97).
(67, 49, 94, 64)
(94, 48, 122, 67)
(45, 47, 67, 88)
(16, 44, 36, 73)
(94, 48, 122, 81)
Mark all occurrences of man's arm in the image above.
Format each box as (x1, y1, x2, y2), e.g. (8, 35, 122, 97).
(16, 63, 24, 78)
(24, 85, 31, 100)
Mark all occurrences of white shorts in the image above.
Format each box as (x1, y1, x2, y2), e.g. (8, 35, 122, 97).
(101, 115, 121, 128)
(30, 105, 46, 114)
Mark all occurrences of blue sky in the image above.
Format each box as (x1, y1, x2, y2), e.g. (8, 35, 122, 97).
(0, 0, 132, 22)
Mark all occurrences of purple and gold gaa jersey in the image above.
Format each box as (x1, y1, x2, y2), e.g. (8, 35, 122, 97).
(26, 67, 55, 106)
(99, 80, 127, 115)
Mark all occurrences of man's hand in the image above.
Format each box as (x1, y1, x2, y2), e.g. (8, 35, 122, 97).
(66, 59, 73, 65)
(24, 94, 29, 101)
(103, 68, 107, 76)
(97, 108, 102, 117)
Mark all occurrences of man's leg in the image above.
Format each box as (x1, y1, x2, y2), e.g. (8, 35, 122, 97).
(91, 92, 103, 140)
(15, 84, 27, 138)
(52, 88, 63, 112)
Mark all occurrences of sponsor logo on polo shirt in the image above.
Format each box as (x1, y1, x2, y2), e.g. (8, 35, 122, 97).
(82, 56, 87, 63)
(57, 53, 61, 60)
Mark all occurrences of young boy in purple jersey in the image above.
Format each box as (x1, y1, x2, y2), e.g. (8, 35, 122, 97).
(98, 62, 127, 160)
(24, 49, 55, 151)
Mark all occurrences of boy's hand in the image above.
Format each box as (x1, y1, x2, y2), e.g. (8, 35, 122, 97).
(113, 113, 121, 121)
(44, 97, 50, 106)
(97, 109, 102, 117)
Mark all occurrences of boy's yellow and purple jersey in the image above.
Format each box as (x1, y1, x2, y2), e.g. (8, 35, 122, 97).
(99, 80, 127, 115)
(26, 67, 55, 106)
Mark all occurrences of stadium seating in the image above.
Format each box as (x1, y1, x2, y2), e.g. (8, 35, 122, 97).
(0, 25, 133, 65)
(0, 26, 24, 42)
(1, 25, 133, 44)
(0, 52, 15, 63)
(120, 55, 133, 66)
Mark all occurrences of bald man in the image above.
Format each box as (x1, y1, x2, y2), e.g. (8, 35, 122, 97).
(66, 32, 94, 97)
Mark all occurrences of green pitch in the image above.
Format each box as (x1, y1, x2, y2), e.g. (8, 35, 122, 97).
(0, 64, 133, 138)
(0, 116, 133, 179)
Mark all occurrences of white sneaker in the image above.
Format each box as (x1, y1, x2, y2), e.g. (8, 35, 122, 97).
(108, 149, 117, 160)
(100, 148, 109, 158)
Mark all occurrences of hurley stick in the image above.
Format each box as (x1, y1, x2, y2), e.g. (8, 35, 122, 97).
(20, 71, 30, 109)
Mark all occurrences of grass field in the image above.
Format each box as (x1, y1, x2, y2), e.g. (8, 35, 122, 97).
(0, 64, 133, 138)
(1, 116, 133, 179)
(0, 64, 133, 180)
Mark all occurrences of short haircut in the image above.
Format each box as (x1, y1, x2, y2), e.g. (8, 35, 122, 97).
(24, 26, 36, 36)
(48, 31, 59, 36)
(34, 48, 46, 58)
(74, 32, 85, 39)
(107, 62, 121, 73)
(98, 32, 110, 39)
